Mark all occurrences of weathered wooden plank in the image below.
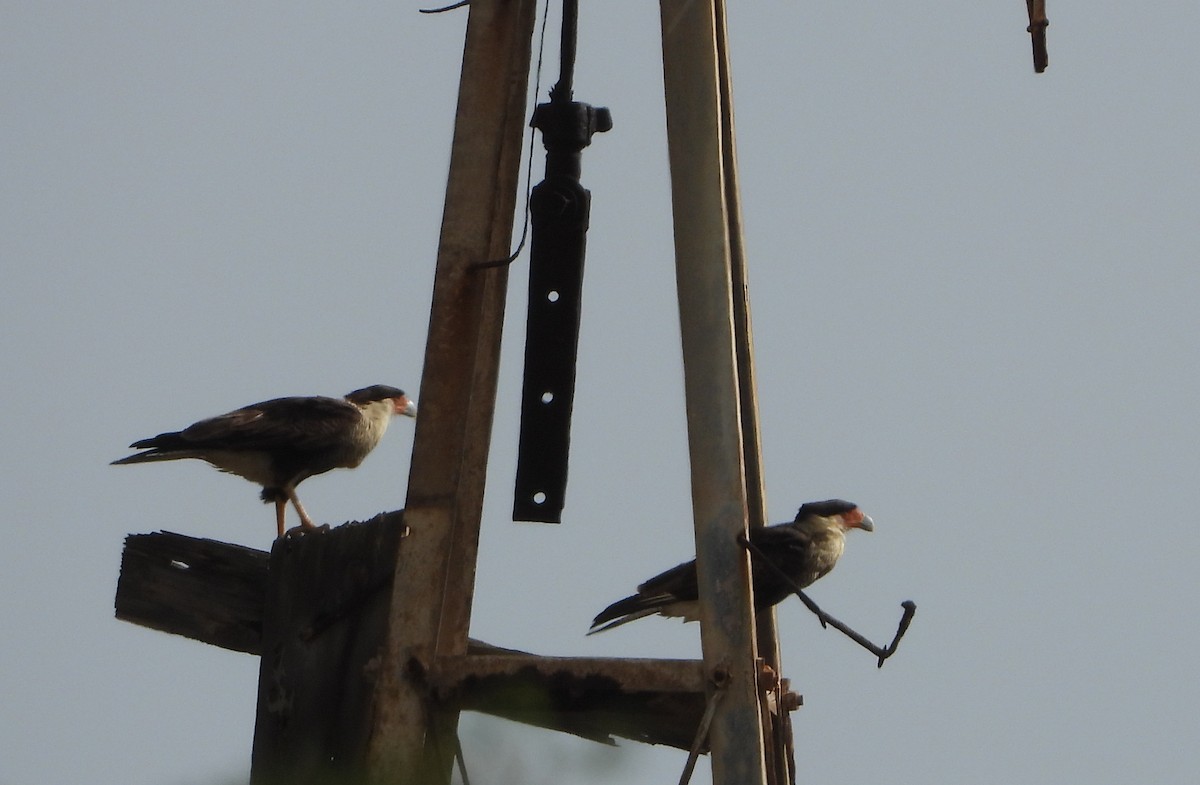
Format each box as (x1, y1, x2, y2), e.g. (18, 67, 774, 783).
(114, 528, 506, 658)
(251, 512, 408, 785)
(115, 531, 268, 654)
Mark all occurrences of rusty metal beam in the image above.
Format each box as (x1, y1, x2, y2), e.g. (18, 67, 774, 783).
(709, 5, 791, 782)
(431, 654, 706, 694)
(708, 0, 776, 664)
(430, 654, 707, 749)
(364, 2, 538, 783)
(659, 1, 770, 784)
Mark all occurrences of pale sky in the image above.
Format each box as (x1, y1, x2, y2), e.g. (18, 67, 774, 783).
(3, 3, 1198, 784)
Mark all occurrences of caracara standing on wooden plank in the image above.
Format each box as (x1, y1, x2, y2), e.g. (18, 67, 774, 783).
(589, 499, 873, 634)
(112, 385, 416, 538)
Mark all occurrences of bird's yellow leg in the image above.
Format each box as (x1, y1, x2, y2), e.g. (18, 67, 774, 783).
(288, 490, 317, 529)
(275, 499, 286, 539)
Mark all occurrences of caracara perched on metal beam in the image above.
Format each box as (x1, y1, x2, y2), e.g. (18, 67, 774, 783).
(589, 499, 873, 633)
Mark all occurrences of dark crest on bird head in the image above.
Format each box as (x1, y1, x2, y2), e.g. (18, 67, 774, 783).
(345, 385, 408, 404)
(795, 499, 858, 519)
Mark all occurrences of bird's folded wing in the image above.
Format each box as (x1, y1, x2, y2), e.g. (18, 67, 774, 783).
(174, 396, 361, 452)
(632, 523, 809, 600)
(636, 557, 700, 602)
(748, 521, 815, 552)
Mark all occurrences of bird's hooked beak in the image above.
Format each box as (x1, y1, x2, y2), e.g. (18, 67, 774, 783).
(843, 506, 874, 532)
(394, 396, 418, 418)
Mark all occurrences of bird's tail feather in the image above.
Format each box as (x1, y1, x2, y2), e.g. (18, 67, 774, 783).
(586, 608, 658, 635)
(588, 592, 677, 635)
(110, 450, 200, 466)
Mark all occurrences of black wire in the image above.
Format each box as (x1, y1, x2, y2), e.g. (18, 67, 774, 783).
(419, 1, 469, 13)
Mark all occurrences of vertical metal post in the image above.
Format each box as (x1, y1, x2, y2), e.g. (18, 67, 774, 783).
(659, 2, 769, 785)
(709, 0, 775, 660)
(364, 2, 537, 783)
(707, 6, 791, 781)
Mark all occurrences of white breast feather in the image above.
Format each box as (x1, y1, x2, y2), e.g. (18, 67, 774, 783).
(342, 399, 393, 468)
